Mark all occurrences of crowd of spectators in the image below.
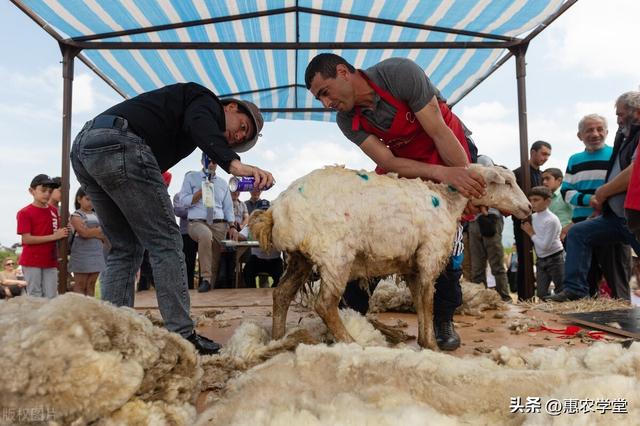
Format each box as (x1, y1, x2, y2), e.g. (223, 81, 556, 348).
(467, 91, 640, 304)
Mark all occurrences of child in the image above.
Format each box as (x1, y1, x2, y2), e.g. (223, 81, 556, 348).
(542, 168, 573, 235)
(521, 186, 565, 300)
(16, 174, 69, 298)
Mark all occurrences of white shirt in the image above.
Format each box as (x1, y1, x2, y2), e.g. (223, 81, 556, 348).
(531, 208, 563, 258)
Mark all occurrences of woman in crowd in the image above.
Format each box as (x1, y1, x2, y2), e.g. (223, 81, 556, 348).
(68, 188, 107, 297)
(0, 257, 27, 298)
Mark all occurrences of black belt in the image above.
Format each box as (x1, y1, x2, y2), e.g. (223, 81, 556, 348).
(539, 250, 564, 260)
(190, 219, 227, 223)
(90, 115, 130, 132)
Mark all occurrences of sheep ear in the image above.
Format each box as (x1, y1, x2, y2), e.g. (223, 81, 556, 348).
(484, 167, 505, 185)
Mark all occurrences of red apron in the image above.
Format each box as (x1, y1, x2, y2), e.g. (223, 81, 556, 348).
(352, 70, 472, 175)
(625, 145, 640, 210)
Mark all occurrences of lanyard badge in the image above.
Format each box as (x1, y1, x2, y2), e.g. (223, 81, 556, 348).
(202, 179, 215, 208)
(201, 152, 215, 208)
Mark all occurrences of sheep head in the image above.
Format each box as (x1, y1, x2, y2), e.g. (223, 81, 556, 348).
(468, 165, 531, 219)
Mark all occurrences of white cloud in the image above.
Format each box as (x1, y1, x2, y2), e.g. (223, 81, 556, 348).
(459, 101, 510, 122)
(545, 0, 640, 81)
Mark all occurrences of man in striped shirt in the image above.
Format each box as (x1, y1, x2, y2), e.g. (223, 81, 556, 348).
(560, 114, 631, 299)
(552, 101, 640, 301)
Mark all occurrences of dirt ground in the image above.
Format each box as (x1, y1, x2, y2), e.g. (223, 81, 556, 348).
(134, 287, 624, 357)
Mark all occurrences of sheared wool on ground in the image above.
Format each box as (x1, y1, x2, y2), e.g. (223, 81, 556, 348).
(0, 294, 201, 425)
(197, 342, 639, 425)
(369, 278, 505, 316)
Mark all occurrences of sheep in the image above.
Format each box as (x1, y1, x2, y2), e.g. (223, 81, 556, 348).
(0, 294, 201, 425)
(250, 165, 531, 349)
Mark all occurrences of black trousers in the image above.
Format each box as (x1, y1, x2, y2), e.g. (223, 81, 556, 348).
(342, 257, 463, 320)
(181, 233, 197, 289)
(243, 255, 283, 288)
(513, 220, 535, 301)
(588, 243, 631, 300)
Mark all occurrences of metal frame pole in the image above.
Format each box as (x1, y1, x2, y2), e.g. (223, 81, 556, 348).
(57, 43, 80, 294)
(513, 43, 535, 301)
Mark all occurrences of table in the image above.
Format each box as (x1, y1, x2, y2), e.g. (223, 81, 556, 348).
(221, 240, 260, 288)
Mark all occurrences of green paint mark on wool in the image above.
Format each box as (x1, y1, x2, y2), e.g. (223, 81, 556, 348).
(431, 196, 440, 207)
(356, 171, 369, 180)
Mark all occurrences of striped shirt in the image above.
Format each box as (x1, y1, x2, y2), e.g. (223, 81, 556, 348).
(561, 145, 612, 223)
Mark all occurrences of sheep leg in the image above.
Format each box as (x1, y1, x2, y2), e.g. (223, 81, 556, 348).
(405, 273, 428, 348)
(315, 266, 354, 343)
(272, 252, 312, 340)
(418, 277, 437, 350)
(416, 252, 438, 350)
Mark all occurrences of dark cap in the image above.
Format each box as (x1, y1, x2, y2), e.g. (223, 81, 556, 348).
(30, 174, 60, 189)
(221, 98, 264, 153)
(256, 199, 271, 210)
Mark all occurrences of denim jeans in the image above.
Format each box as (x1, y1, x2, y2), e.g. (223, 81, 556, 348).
(564, 211, 640, 297)
(71, 122, 193, 336)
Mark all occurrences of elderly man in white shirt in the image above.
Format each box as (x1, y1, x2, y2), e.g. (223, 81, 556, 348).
(178, 154, 237, 292)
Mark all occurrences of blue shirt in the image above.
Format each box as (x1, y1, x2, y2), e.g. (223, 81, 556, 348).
(561, 145, 612, 223)
(178, 170, 234, 222)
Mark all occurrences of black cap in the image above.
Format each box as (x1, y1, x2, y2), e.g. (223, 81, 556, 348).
(30, 174, 60, 189)
(256, 199, 271, 210)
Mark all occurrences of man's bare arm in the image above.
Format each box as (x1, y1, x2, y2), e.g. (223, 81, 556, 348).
(413, 96, 469, 167)
(359, 135, 485, 198)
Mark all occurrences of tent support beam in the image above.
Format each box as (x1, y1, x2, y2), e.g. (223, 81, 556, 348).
(68, 6, 518, 44)
(70, 7, 298, 42)
(511, 42, 535, 301)
(299, 7, 518, 42)
(57, 43, 80, 295)
(219, 84, 305, 98)
(66, 40, 519, 50)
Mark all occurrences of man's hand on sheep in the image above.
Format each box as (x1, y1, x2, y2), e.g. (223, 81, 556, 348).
(438, 166, 486, 199)
(463, 203, 487, 216)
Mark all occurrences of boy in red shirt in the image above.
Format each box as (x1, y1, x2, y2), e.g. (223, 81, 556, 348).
(16, 174, 69, 298)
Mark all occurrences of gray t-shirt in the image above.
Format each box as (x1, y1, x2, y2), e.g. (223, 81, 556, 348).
(336, 58, 468, 145)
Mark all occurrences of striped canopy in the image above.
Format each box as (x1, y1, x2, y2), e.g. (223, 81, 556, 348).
(15, 0, 573, 122)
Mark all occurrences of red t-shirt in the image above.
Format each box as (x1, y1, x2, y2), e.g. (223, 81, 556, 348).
(625, 145, 640, 211)
(17, 204, 59, 268)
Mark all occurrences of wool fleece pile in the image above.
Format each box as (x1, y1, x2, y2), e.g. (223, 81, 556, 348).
(0, 294, 201, 425)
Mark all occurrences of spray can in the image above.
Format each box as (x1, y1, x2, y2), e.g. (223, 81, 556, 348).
(229, 176, 272, 192)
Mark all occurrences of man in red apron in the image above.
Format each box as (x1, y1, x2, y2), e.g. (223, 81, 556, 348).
(305, 53, 486, 350)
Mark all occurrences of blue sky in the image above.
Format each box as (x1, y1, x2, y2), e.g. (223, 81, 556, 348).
(1, 0, 639, 247)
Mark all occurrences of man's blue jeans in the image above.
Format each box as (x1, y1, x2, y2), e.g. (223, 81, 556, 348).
(564, 211, 640, 297)
(71, 122, 193, 336)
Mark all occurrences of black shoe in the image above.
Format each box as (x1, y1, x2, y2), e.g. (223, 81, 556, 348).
(434, 320, 461, 351)
(547, 289, 586, 302)
(198, 279, 211, 293)
(186, 332, 221, 355)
